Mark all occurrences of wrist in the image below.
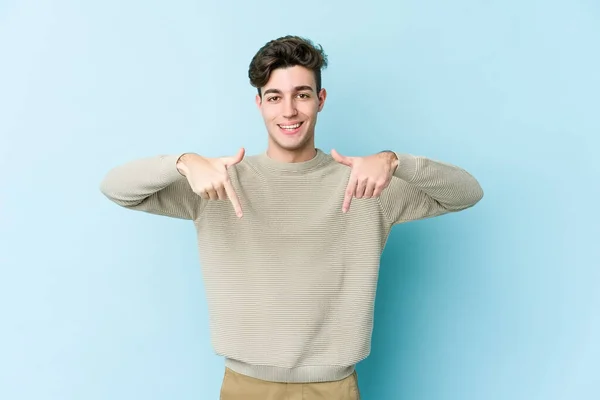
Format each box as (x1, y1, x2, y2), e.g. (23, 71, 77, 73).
(379, 150, 399, 171)
(176, 153, 195, 176)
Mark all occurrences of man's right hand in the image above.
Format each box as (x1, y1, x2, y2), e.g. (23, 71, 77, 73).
(176, 148, 245, 218)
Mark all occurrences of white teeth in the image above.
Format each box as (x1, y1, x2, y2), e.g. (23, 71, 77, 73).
(280, 123, 301, 129)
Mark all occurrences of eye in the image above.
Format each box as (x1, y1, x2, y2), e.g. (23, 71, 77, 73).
(297, 93, 310, 99)
(267, 96, 280, 102)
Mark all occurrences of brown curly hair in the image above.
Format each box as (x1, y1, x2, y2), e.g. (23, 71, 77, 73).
(248, 35, 328, 97)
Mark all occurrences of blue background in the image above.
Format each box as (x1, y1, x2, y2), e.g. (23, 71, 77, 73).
(1, 1, 598, 399)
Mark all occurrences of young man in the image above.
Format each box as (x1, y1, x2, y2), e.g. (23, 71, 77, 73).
(100, 35, 484, 400)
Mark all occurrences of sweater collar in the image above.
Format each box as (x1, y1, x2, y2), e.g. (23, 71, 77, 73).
(255, 148, 328, 173)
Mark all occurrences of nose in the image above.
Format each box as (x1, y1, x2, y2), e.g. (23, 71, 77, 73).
(282, 97, 298, 118)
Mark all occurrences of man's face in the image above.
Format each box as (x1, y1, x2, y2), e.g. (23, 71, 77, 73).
(255, 65, 326, 157)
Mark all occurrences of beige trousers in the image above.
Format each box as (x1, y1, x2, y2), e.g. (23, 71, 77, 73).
(219, 367, 362, 400)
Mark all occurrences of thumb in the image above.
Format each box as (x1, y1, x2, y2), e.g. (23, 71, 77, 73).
(331, 149, 353, 167)
(221, 147, 245, 167)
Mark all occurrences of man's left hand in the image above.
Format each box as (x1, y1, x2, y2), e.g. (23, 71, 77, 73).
(331, 149, 399, 213)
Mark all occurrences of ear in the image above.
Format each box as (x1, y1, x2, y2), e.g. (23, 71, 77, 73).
(317, 88, 327, 112)
(255, 93, 262, 109)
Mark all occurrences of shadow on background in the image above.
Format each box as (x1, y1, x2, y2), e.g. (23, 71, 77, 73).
(357, 222, 437, 399)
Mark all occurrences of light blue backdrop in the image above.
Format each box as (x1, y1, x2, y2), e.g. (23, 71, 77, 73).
(1, 1, 598, 399)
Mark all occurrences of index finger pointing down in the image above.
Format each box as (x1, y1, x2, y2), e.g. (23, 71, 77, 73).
(224, 180, 243, 217)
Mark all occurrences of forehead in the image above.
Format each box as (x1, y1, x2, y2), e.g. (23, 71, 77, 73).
(264, 65, 316, 91)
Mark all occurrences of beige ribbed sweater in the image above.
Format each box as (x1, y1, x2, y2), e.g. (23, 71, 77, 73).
(99, 148, 483, 383)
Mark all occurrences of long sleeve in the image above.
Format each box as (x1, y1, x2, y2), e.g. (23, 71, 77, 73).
(378, 153, 484, 225)
(99, 154, 204, 220)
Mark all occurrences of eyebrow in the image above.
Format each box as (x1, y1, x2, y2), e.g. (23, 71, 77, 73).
(263, 85, 314, 96)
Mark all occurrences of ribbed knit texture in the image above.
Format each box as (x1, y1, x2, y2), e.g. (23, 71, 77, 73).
(100, 148, 483, 383)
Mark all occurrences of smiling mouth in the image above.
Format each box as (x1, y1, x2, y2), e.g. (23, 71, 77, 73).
(278, 122, 304, 134)
(278, 122, 304, 130)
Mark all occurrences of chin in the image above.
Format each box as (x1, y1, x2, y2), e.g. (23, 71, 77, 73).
(270, 132, 312, 152)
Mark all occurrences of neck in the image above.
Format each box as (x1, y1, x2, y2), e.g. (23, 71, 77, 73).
(266, 144, 317, 163)
(257, 148, 326, 174)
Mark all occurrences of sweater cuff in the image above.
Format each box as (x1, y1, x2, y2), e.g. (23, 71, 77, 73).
(392, 153, 418, 182)
(164, 153, 189, 179)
